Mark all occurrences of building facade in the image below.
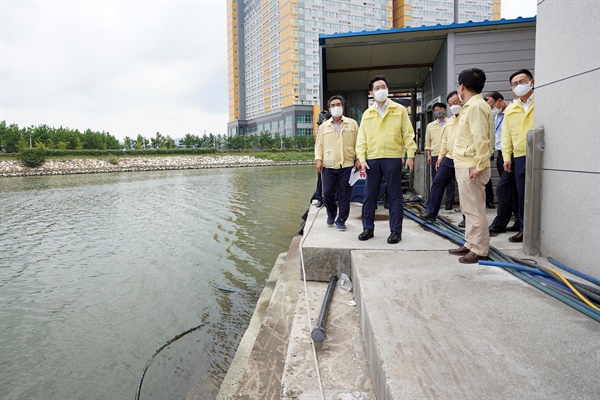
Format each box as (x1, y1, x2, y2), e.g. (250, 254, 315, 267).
(392, 0, 501, 27)
(227, 0, 499, 138)
(227, 0, 392, 138)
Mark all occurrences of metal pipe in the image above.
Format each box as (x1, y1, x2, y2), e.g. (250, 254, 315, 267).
(311, 274, 337, 343)
(524, 127, 544, 255)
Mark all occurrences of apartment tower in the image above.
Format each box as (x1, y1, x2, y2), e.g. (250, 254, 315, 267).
(227, 0, 500, 137)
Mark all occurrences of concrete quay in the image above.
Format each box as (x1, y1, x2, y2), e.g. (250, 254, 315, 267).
(216, 203, 600, 400)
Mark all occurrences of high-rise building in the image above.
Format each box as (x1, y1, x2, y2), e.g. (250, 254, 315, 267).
(393, 0, 501, 27)
(227, 0, 500, 137)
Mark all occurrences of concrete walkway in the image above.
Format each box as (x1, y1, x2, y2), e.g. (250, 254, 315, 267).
(216, 202, 600, 399)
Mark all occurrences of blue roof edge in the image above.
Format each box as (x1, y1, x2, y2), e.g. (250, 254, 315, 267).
(318, 16, 537, 46)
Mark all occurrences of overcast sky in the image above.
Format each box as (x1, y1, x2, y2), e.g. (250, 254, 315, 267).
(1, 0, 536, 141)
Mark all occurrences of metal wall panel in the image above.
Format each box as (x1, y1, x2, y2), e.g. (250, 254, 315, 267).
(452, 27, 536, 98)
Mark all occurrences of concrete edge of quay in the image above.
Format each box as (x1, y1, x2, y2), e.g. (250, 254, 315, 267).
(212, 235, 304, 400)
(216, 203, 600, 400)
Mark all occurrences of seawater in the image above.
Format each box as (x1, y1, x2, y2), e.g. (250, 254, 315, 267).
(0, 165, 316, 400)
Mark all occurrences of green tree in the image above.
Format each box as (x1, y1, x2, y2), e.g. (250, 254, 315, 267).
(180, 133, 199, 148)
(225, 134, 245, 150)
(123, 136, 134, 150)
(0, 121, 25, 153)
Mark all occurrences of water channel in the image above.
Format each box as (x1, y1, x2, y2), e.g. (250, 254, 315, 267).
(0, 165, 315, 399)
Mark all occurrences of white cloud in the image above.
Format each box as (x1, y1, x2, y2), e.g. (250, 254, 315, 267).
(1, 0, 228, 140)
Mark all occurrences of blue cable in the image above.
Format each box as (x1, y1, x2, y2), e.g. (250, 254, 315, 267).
(548, 257, 600, 287)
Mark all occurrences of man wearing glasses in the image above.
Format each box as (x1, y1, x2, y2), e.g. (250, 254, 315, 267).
(501, 69, 535, 243)
(356, 75, 417, 244)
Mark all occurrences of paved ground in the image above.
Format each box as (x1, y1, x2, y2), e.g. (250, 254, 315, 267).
(216, 202, 600, 400)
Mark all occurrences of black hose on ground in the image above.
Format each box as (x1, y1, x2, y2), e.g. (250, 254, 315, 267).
(311, 274, 338, 344)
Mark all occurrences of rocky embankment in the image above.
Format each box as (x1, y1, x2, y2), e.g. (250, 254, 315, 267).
(0, 155, 313, 177)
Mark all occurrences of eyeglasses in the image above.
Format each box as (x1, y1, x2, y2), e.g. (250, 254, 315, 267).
(510, 79, 530, 88)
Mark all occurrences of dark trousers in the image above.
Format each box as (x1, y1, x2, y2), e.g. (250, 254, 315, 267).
(362, 158, 404, 233)
(311, 172, 323, 202)
(491, 152, 520, 229)
(426, 157, 455, 216)
(322, 167, 352, 223)
(513, 156, 526, 231)
(431, 156, 455, 208)
(485, 179, 494, 204)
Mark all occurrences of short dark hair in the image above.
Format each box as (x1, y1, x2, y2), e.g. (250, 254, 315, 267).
(368, 75, 389, 91)
(484, 91, 504, 102)
(317, 110, 331, 126)
(327, 95, 345, 109)
(509, 68, 534, 83)
(446, 90, 458, 102)
(432, 102, 446, 110)
(458, 68, 486, 94)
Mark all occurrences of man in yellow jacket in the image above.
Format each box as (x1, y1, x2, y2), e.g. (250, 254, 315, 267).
(501, 69, 535, 243)
(315, 95, 361, 231)
(449, 68, 494, 263)
(421, 91, 461, 219)
(425, 102, 455, 211)
(356, 75, 417, 244)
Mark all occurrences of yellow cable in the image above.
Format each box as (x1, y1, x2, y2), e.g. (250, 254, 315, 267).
(546, 268, 600, 311)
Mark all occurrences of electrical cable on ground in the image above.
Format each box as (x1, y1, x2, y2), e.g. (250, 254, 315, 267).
(298, 203, 326, 400)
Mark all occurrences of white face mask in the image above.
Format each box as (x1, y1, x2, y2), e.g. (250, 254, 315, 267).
(491, 107, 502, 116)
(449, 104, 461, 115)
(373, 89, 388, 102)
(330, 106, 343, 118)
(513, 82, 532, 97)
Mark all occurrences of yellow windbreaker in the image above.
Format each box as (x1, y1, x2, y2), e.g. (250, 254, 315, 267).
(501, 98, 534, 159)
(314, 117, 359, 169)
(425, 118, 446, 156)
(438, 115, 457, 160)
(356, 100, 417, 162)
(452, 94, 494, 170)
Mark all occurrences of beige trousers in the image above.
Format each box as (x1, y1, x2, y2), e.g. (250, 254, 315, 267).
(456, 168, 491, 256)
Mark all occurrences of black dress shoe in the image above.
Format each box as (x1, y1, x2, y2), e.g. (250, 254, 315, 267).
(445, 204, 453, 210)
(387, 231, 401, 244)
(509, 232, 523, 242)
(506, 223, 521, 232)
(489, 225, 506, 234)
(486, 202, 496, 209)
(421, 212, 436, 220)
(358, 228, 374, 241)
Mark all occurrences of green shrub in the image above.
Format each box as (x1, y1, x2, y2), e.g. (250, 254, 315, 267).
(106, 156, 119, 165)
(20, 148, 47, 168)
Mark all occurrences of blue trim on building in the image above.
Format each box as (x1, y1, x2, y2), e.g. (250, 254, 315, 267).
(318, 17, 537, 45)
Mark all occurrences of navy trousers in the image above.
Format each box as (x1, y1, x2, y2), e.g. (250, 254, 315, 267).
(513, 156, 526, 231)
(362, 158, 404, 233)
(425, 157, 456, 216)
(322, 167, 352, 223)
(431, 156, 455, 208)
(311, 172, 323, 202)
(491, 152, 520, 229)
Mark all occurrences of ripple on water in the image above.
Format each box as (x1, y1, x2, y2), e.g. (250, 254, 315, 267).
(0, 165, 315, 399)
